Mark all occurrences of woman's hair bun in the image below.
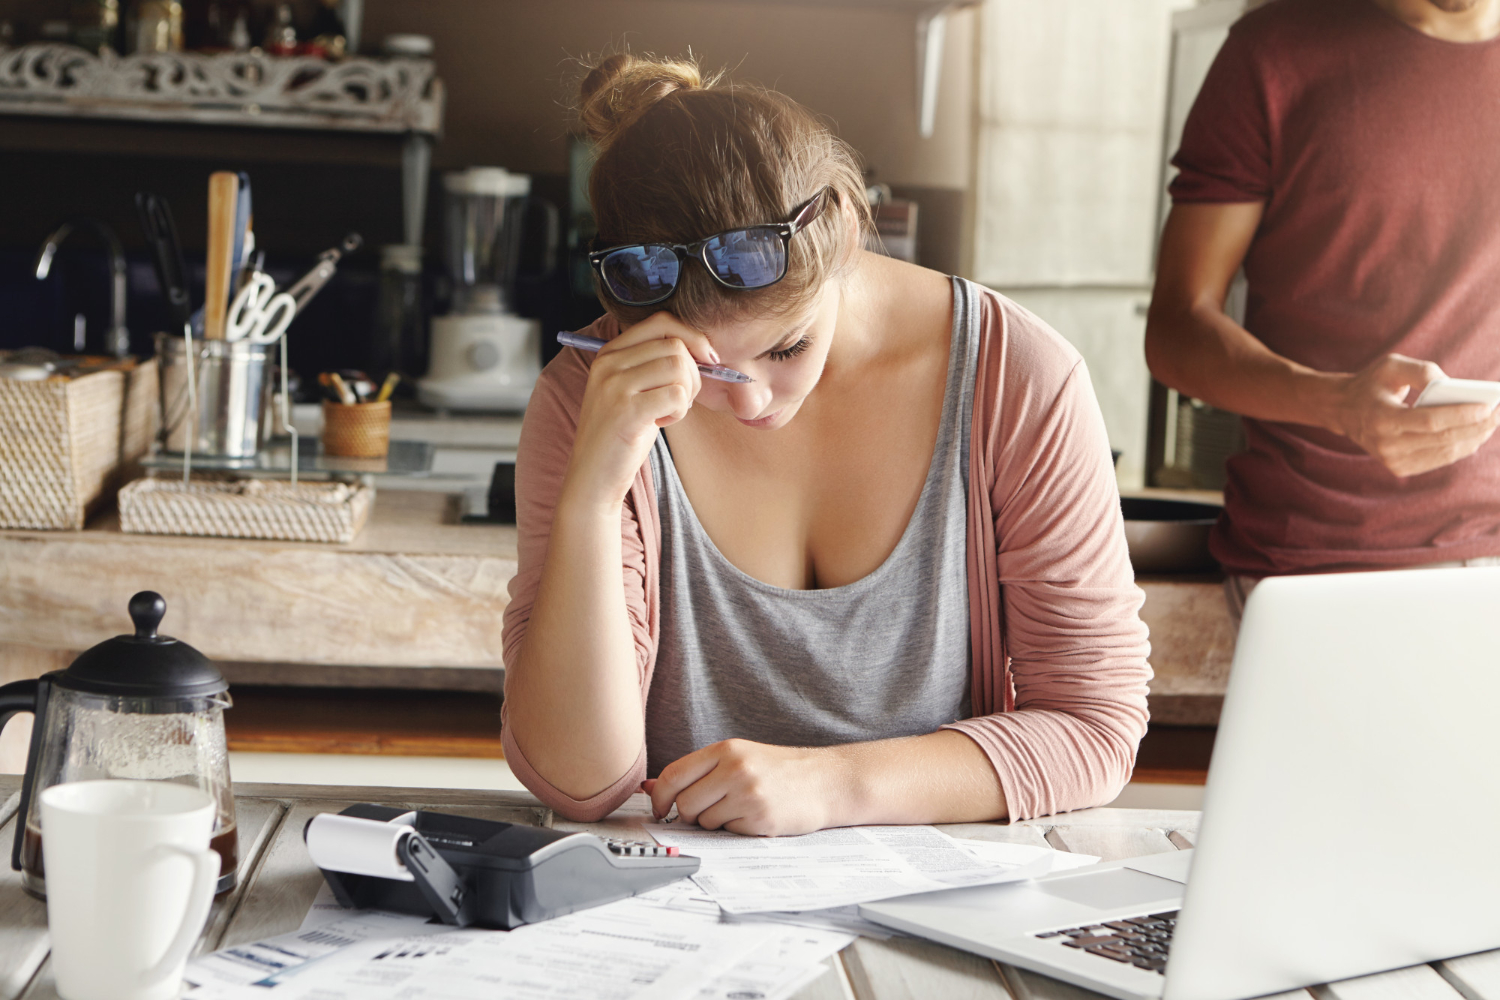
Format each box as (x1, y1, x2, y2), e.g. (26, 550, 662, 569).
(578, 53, 714, 149)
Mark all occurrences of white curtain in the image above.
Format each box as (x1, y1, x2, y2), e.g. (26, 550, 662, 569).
(972, 0, 1194, 288)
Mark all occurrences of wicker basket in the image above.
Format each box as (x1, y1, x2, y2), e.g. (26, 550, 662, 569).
(322, 400, 391, 458)
(0, 360, 158, 530)
(118, 475, 374, 544)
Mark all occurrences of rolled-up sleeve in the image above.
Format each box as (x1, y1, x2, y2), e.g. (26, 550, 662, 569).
(500, 347, 658, 822)
(943, 329, 1152, 820)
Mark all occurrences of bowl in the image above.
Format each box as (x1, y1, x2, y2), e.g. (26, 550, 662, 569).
(1121, 497, 1221, 574)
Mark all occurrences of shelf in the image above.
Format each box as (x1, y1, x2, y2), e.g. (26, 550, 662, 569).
(139, 438, 435, 478)
(0, 43, 443, 136)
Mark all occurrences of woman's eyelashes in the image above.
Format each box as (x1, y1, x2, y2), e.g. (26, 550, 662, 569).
(767, 336, 813, 362)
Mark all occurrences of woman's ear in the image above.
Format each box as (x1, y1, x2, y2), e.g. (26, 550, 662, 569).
(836, 200, 866, 270)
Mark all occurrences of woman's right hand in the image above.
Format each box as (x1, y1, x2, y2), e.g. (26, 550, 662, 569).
(560, 313, 720, 509)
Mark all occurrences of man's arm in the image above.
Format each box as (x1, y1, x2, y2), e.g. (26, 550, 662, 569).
(1145, 203, 1500, 478)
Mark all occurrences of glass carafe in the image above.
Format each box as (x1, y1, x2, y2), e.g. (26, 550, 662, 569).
(0, 592, 238, 898)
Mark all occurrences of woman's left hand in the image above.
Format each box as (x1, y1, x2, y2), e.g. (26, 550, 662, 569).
(645, 739, 856, 836)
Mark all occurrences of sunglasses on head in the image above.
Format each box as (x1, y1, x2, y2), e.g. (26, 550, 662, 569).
(589, 187, 833, 307)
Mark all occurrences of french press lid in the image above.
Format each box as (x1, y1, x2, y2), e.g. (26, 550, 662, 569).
(58, 591, 227, 699)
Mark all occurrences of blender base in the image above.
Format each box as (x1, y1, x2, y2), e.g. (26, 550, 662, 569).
(419, 313, 541, 413)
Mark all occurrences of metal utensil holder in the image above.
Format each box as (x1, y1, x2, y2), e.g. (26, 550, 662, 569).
(154, 329, 299, 484)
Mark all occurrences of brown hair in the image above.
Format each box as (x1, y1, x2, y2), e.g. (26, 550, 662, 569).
(578, 52, 871, 328)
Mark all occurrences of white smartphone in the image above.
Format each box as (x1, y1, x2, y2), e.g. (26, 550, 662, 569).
(1414, 377, 1500, 409)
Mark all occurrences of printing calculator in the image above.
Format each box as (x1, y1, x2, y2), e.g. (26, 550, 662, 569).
(305, 803, 700, 930)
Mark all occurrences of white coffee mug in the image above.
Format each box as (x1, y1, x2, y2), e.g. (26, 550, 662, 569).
(41, 780, 220, 1000)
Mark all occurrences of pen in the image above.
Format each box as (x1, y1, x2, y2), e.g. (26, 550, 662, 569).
(325, 372, 357, 405)
(376, 371, 401, 403)
(556, 331, 753, 384)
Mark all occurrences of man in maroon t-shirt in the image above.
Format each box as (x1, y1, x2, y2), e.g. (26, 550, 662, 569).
(1146, 0, 1500, 604)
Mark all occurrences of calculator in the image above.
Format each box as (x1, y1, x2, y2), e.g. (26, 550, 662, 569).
(306, 803, 701, 930)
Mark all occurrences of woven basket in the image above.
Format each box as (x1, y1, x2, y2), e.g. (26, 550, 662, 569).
(118, 475, 374, 544)
(0, 361, 158, 530)
(322, 400, 391, 458)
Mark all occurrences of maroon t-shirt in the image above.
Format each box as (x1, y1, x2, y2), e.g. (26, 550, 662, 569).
(1170, 0, 1500, 576)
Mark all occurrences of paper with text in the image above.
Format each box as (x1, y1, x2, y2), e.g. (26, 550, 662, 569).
(646, 823, 1052, 914)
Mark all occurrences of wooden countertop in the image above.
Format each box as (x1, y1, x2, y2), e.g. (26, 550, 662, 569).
(0, 491, 516, 669)
(0, 487, 1235, 725)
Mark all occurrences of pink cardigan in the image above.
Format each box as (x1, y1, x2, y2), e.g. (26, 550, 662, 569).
(500, 286, 1152, 823)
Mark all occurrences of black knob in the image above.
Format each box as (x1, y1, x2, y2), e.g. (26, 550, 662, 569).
(128, 591, 167, 639)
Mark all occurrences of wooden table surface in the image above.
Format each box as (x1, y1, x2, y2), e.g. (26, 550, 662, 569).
(4, 775, 1497, 1000)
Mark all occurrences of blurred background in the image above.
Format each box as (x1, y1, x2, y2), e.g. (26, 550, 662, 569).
(0, 0, 1253, 489)
(0, 0, 1257, 805)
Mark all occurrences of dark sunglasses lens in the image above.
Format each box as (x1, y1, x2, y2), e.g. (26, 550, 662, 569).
(703, 228, 787, 288)
(601, 246, 679, 303)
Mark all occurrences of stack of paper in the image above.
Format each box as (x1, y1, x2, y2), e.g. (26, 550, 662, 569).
(645, 823, 1098, 940)
(186, 884, 849, 1000)
(184, 824, 1096, 1000)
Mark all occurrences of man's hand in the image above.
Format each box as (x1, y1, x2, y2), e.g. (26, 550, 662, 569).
(1330, 354, 1500, 478)
(645, 740, 854, 837)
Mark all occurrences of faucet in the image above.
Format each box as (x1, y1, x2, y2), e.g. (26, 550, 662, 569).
(34, 218, 130, 358)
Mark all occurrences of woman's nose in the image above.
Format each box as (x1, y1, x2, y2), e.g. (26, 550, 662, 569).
(728, 381, 773, 421)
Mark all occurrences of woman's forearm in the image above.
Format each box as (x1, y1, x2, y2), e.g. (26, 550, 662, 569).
(505, 492, 647, 800)
(835, 730, 1008, 826)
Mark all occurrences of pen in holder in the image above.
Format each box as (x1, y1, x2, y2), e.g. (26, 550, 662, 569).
(322, 399, 391, 459)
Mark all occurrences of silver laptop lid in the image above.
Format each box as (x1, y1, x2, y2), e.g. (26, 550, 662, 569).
(1166, 567, 1500, 1000)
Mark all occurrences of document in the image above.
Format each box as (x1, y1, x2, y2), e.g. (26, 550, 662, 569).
(187, 883, 845, 1000)
(725, 903, 904, 940)
(953, 837, 1100, 872)
(184, 909, 442, 996)
(699, 926, 851, 1000)
(645, 823, 1053, 914)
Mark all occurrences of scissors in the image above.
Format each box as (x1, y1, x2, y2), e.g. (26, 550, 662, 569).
(223, 233, 362, 344)
(226, 271, 297, 344)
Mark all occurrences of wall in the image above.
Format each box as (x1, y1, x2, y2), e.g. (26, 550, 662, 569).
(357, 0, 974, 275)
(972, 0, 1193, 488)
(359, 0, 973, 190)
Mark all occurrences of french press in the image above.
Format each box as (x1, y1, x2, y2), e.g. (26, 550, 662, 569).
(0, 591, 237, 898)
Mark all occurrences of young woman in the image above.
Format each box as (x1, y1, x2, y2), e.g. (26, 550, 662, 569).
(500, 54, 1151, 835)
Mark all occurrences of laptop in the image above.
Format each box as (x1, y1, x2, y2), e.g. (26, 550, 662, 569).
(861, 567, 1500, 1000)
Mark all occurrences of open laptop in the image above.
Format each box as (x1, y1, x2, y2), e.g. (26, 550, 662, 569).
(861, 567, 1500, 1000)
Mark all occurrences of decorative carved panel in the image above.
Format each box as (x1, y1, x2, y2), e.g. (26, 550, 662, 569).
(0, 44, 443, 135)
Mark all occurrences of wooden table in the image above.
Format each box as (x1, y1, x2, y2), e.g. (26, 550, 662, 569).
(3, 775, 1496, 1000)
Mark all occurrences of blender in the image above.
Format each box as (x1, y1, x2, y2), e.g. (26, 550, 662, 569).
(418, 168, 557, 412)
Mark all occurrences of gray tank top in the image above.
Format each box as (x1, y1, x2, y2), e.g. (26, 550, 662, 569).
(645, 277, 980, 776)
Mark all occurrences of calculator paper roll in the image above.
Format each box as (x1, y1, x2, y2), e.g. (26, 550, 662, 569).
(305, 813, 416, 881)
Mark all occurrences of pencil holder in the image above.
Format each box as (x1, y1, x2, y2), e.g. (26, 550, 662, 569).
(321, 400, 391, 459)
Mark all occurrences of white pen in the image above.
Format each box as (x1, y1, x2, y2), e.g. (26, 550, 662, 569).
(556, 331, 754, 383)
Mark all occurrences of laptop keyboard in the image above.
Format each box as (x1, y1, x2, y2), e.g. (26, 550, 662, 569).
(1035, 910, 1177, 974)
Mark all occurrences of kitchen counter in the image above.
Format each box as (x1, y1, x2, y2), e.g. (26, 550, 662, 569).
(0, 488, 1232, 726)
(0, 488, 516, 674)
(1135, 572, 1234, 725)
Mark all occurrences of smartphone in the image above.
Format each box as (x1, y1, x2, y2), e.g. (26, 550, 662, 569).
(1413, 377, 1500, 409)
